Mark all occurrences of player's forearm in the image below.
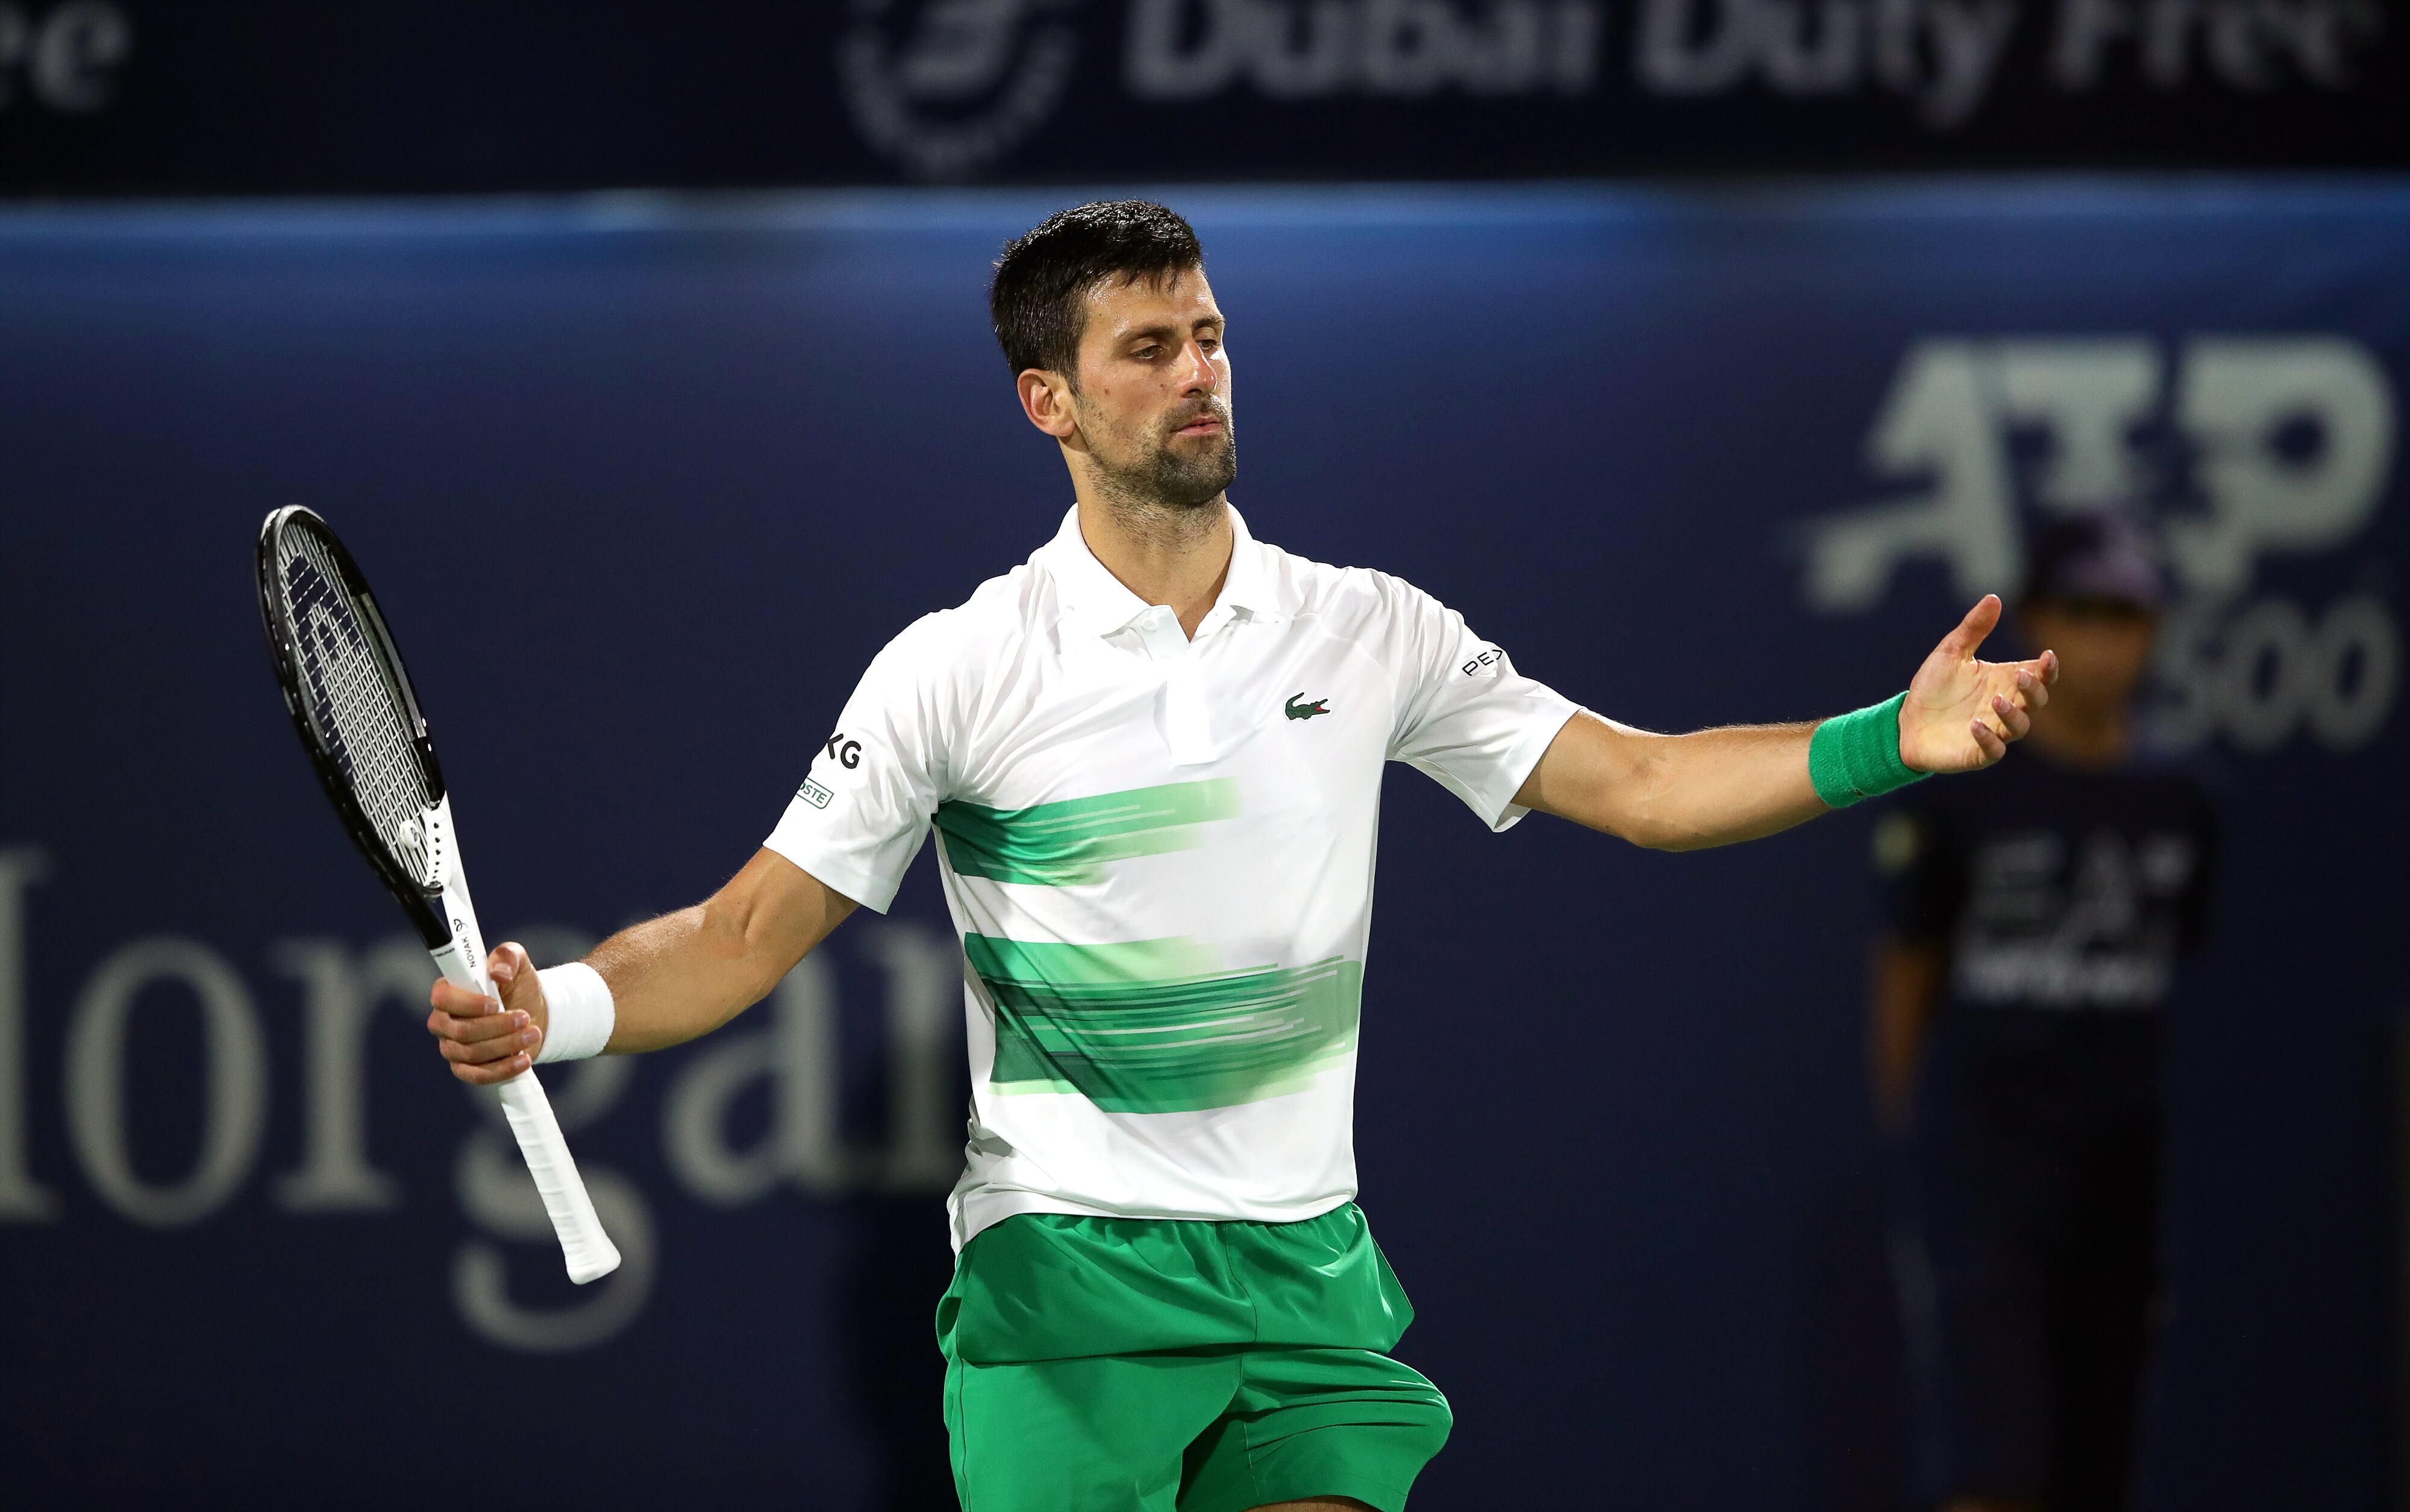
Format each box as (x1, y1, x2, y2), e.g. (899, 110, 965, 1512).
(1618, 722, 1827, 849)
(583, 849, 856, 1054)
(581, 905, 767, 1053)
(1520, 713, 1826, 851)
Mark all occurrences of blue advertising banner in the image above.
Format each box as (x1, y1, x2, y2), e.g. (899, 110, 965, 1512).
(0, 2, 2399, 193)
(0, 180, 2403, 1508)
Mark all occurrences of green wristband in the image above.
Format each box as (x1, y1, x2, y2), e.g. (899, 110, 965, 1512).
(1808, 692, 1927, 809)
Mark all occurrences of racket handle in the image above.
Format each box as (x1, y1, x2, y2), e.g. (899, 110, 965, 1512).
(496, 1071, 624, 1284)
(422, 796, 618, 1283)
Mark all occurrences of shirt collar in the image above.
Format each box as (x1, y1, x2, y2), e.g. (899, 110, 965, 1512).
(1217, 506, 1280, 624)
(1034, 502, 1282, 640)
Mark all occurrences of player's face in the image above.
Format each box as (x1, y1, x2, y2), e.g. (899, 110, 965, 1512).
(2021, 599, 2158, 712)
(1067, 268, 1235, 508)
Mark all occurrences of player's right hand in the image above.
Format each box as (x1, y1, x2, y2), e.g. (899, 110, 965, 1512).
(425, 942, 549, 1086)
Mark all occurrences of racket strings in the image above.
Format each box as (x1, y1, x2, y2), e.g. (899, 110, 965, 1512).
(278, 528, 438, 887)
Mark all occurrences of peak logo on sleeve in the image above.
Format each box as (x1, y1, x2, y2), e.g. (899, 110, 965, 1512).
(1461, 646, 1506, 678)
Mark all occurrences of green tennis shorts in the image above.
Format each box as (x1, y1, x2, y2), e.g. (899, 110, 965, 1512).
(936, 1203, 1451, 1512)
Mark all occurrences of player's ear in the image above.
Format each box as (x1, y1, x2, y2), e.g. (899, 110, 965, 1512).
(1018, 369, 1079, 440)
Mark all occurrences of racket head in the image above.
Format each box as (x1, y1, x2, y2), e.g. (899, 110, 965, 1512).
(256, 505, 452, 948)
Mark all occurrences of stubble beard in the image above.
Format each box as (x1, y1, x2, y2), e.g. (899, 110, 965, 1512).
(1083, 395, 1238, 540)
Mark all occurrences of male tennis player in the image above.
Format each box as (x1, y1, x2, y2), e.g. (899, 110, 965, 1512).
(427, 201, 2055, 1512)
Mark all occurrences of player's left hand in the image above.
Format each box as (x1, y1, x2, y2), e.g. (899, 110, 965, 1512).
(1898, 595, 2058, 773)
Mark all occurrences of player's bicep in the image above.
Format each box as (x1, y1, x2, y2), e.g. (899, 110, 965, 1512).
(1511, 711, 1653, 835)
(707, 847, 859, 985)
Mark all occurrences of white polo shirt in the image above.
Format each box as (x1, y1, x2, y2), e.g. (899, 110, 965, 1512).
(765, 505, 1580, 1248)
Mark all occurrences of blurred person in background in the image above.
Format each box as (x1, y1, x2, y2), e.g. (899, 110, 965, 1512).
(1871, 517, 2220, 1512)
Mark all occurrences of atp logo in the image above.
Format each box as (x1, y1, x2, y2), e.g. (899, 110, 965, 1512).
(1795, 336, 2400, 756)
(839, 0, 1083, 180)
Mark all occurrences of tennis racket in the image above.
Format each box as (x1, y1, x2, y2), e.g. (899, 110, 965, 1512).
(256, 505, 621, 1284)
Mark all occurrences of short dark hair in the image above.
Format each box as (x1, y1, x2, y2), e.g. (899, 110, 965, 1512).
(989, 201, 1205, 379)
(2020, 514, 2165, 610)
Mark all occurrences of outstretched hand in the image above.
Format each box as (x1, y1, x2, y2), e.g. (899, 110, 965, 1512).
(1898, 595, 2059, 773)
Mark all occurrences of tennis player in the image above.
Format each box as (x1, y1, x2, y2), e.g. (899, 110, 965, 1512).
(427, 201, 2056, 1512)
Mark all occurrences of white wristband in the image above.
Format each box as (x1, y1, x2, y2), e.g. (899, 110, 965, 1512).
(534, 961, 616, 1064)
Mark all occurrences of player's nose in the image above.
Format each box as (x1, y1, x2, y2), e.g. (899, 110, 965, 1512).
(1174, 338, 1218, 393)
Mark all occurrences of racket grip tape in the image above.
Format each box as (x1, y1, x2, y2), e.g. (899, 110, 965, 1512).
(421, 820, 619, 1285)
(497, 1072, 624, 1284)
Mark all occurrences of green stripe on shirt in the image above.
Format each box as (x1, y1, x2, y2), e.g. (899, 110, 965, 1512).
(934, 779, 1239, 886)
(964, 933, 1361, 1114)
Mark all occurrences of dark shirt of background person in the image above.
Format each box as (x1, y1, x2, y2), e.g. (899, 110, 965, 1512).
(1869, 516, 2219, 1512)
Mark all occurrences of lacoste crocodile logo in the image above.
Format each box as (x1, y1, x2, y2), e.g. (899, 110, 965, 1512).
(1285, 693, 1330, 721)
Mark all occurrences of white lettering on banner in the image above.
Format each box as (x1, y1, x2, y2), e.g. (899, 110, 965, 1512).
(453, 1123, 657, 1354)
(2168, 338, 2393, 595)
(2156, 592, 2400, 755)
(2214, 598, 2316, 753)
(826, 1, 2388, 170)
(1992, 340, 2161, 510)
(66, 937, 268, 1227)
(665, 954, 845, 1203)
(2050, 0, 2383, 92)
(1796, 334, 2401, 757)
(840, 0, 1083, 180)
(1128, 0, 1603, 99)
(0, 1, 130, 113)
(1800, 339, 2162, 607)
(5, 886, 965, 1352)
(271, 938, 423, 1213)
(2303, 595, 2400, 749)
(0, 847, 56, 1220)
(662, 922, 963, 1201)
(1800, 340, 2021, 611)
(1636, 0, 2018, 126)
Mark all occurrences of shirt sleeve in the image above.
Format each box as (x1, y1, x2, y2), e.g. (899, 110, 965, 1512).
(762, 617, 951, 913)
(1379, 573, 1581, 832)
